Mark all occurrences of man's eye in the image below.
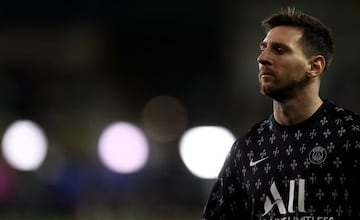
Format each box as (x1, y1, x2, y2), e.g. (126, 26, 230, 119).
(275, 47, 285, 54)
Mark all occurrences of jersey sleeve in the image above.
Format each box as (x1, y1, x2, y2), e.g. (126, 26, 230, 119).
(202, 140, 250, 220)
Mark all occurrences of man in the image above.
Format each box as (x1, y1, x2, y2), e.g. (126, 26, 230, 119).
(202, 7, 360, 220)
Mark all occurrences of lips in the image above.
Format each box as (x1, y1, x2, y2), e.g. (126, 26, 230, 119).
(259, 70, 274, 78)
(259, 66, 275, 78)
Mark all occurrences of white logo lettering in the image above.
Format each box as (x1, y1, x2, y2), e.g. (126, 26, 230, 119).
(263, 179, 306, 216)
(263, 182, 286, 215)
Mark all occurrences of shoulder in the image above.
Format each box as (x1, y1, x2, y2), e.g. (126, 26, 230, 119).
(324, 100, 359, 118)
(324, 101, 360, 139)
(324, 101, 360, 126)
(233, 117, 272, 147)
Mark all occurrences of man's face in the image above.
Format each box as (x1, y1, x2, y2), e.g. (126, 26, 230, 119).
(257, 25, 310, 100)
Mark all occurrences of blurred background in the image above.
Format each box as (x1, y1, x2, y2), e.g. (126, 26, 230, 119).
(0, 0, 359, 219)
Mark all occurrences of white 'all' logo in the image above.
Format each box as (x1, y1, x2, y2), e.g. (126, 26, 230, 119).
(263, 179, 306, 216)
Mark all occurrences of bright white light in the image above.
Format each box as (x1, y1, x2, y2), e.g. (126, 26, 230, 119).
(179, 126, 235, 179)
(98, 122, 149, 174)
(1, 120, 48, 171)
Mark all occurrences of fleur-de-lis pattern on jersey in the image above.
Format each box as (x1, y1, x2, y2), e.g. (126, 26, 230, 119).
(202, 101, 360, 220)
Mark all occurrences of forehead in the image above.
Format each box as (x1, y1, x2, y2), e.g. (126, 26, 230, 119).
(262, 26, 304, 46)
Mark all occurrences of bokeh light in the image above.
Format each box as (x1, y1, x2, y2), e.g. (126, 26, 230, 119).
(141, 96, 188, 142)
(179, 126, 235, 179)
(1, 120, 48, 171)
(98, 121, 149, 174)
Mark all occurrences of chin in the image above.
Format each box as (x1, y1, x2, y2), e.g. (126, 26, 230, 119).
(260, 87, 285, 100)
(260, 85, 273, 96)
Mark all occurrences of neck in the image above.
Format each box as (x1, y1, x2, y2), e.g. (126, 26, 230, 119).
(273, 95, 323, 126)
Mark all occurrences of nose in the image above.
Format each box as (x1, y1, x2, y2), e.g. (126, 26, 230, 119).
(257, 50, 271, 66)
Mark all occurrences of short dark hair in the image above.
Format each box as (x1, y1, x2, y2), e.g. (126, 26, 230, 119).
(262, 7, 335, 71)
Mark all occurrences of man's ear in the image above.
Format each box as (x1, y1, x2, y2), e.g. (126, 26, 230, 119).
(307, 55, 326, 77)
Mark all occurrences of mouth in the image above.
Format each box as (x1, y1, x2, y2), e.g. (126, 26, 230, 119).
(258, 66, 275, 78)
(259, 71, 274, 79)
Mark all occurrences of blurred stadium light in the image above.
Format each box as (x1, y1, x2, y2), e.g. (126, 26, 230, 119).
(1, 120, 48, 171)
(179, 126, 235, 179)
(97, 121, 149, 174)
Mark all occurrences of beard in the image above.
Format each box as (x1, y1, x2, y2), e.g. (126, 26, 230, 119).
(259, 73, 310, 102)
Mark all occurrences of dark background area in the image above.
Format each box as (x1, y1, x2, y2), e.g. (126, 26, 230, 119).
(0, 0, 359, 219)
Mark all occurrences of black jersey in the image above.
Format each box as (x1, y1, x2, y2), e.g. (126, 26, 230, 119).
(202, 100, 360, 220)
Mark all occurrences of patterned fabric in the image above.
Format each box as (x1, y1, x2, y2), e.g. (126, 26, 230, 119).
(202, 100, 360, 220)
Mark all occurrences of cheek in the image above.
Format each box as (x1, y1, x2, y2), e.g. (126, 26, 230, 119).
(281, 59, 308, 79)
